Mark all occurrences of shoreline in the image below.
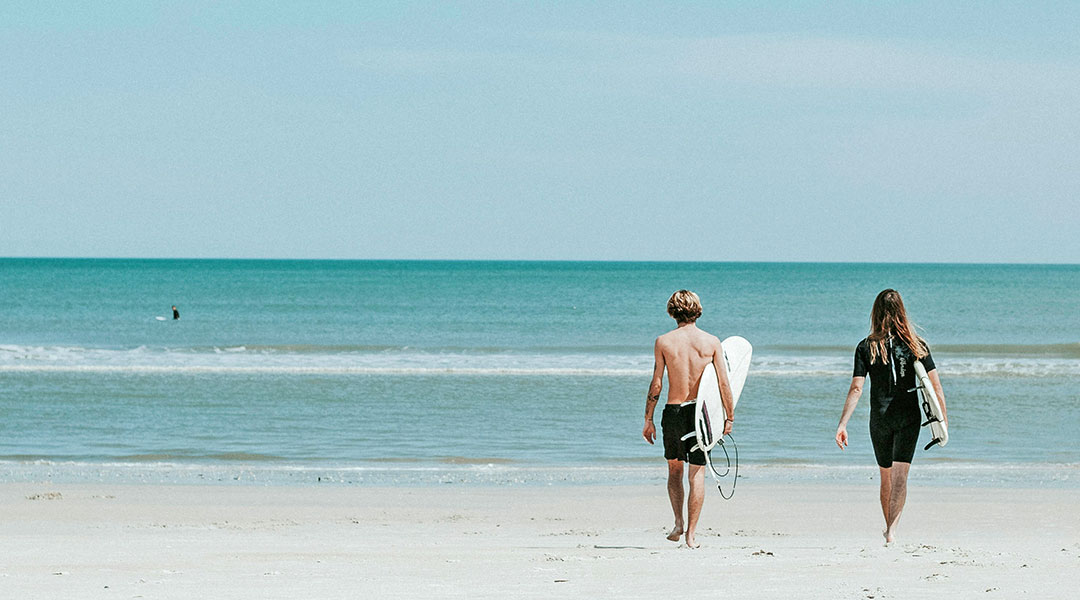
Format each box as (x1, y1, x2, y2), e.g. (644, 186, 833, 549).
(3, 482, 1078, 598)
(2, 460, 1078, 489)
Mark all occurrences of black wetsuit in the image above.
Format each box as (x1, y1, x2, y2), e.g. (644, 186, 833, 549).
(853, 338, 936, 468)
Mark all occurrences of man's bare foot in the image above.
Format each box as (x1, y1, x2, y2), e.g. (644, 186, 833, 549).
(883, 528, 895, 544)
(667, 524, 684, 541)
(685, 532, 700, 549)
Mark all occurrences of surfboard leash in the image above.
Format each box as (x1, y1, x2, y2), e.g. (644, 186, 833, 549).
(706, 434, 738, 500)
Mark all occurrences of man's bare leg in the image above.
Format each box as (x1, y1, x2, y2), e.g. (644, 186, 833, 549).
(685, 464, 705, 548)
(666, 459, 685, 541)
(884, 462, 910, 543)
(878, 466, 892, 542)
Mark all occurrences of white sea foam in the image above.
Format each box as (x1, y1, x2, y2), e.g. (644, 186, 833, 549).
(0, 459, 1076, 487)
(0, 344, 1076, 377)
(0, 364, 647, 376)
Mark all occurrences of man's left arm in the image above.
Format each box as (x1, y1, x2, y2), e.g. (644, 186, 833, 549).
(712, 339, 735, 435)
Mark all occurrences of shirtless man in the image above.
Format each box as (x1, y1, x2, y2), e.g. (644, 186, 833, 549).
(642, 290, 735, 549)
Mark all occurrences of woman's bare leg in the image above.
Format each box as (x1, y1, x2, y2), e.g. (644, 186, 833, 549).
(878, 466, 893, 542)
(884, 462, 911, 543)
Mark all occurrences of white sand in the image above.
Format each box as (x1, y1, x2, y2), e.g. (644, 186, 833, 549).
(2, 481, 1077, 598)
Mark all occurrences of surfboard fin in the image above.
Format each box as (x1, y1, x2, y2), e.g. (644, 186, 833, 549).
(924, 438, 942, 451)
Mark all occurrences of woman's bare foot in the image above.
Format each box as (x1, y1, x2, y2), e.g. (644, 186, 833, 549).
(685, 532, 700, 549)
(883, 528, 896, 544)
(667, 524, 684, 541)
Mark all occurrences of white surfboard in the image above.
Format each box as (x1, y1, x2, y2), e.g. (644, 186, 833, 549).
(693, 336, 752, 452)
(914, 360, 948, 449)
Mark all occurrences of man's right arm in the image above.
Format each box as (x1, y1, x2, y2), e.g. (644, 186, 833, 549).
(643, 339, 665, 444)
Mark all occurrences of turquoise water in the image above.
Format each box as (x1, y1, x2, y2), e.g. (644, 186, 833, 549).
(1, 259, 1078, 485)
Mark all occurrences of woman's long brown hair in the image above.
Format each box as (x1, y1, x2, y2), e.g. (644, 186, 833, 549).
(868, 289, 927, 364)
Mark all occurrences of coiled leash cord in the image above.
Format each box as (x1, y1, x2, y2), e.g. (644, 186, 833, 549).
(705, 434, 738, 500)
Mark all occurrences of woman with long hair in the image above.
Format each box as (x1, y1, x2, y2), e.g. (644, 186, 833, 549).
(835, 289, 947, 543)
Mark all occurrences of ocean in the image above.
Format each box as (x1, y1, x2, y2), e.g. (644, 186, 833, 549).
(1, 259, 1077, 486)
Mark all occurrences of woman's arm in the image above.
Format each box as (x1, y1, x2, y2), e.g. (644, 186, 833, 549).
(835, 376, 865, 450)
(927, 369, 946, 426)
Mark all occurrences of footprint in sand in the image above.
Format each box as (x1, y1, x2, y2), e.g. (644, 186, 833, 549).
(922, 573, 948, 581)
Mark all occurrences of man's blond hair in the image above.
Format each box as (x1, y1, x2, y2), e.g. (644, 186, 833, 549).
(667, 290, 702, 323)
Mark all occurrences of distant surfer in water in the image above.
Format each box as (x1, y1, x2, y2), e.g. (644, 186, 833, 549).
(172, 305, 180, 320)
(643, 290, 735, 549)
(835, 289, 947, 544)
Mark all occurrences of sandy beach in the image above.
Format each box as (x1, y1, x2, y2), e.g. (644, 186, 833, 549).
(2, 481, 1077, 599)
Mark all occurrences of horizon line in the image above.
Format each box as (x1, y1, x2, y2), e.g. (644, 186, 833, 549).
(2, 256, 1077, 266)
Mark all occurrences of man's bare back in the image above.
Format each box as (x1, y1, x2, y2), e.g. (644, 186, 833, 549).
(655, 324, 729, 407)
(643, 324, 736, 448)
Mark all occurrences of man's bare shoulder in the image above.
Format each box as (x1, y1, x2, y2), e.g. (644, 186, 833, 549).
(697, 330, 723, 352)
(655, 330, 679, 346)
(690, 327, 720, 342)
(653, 337, 669, 360)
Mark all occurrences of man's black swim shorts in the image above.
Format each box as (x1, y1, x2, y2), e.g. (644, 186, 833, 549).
(661, 403, 706, 466)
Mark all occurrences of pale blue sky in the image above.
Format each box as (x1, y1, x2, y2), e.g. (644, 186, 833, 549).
(2, 2, 1078, 261)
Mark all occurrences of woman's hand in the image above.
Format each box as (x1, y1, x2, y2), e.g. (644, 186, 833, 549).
(835, 426, 848, 450)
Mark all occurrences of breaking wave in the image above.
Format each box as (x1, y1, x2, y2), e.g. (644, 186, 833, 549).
(0, 344, 1076, 377)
